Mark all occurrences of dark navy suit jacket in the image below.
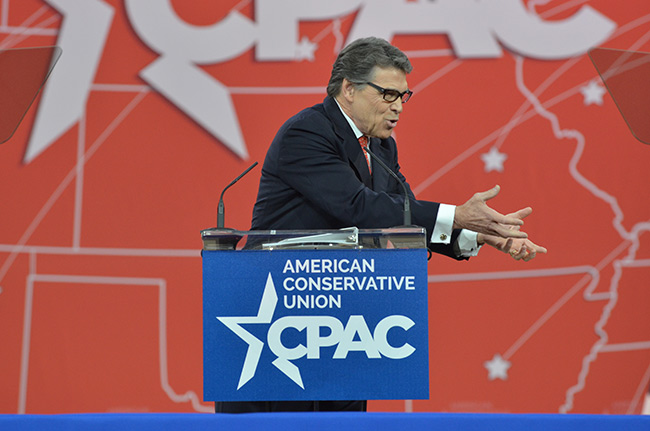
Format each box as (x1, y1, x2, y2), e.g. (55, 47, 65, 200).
(252, 96, 463, 260)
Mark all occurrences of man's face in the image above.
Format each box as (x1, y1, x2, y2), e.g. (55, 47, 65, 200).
(346, 67, 409, 139)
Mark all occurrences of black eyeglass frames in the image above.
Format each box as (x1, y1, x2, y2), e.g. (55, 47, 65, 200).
(365, 82, 413, 103)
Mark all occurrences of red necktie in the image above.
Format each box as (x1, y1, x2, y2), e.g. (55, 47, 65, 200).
(358, 136, 371, 174)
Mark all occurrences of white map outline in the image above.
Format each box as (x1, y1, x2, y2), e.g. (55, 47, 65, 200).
(0, 0, 648, 415)
(19, 266, 206, 413)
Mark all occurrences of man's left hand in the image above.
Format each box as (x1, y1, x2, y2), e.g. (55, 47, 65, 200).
(479, 235, 547, 261)
(476, 208, 547, 261)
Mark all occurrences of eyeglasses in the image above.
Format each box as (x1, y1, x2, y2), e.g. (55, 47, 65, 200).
(365, 82, 413, 103)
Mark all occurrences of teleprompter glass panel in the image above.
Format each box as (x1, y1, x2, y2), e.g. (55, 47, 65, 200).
(589, 48, 650, 145)
(0, 46, 61, 145)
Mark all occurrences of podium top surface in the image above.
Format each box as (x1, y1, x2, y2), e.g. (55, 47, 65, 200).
(200, 226, 427, 251)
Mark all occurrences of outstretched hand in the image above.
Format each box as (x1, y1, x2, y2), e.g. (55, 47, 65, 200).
(476, 208, 548, 262)
(454, 185, 529, 239)
(479, 235, 548, 261)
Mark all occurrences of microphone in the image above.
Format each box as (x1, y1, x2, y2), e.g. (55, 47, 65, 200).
(217, 161, 258, 229)
(364, 146, 412, 226)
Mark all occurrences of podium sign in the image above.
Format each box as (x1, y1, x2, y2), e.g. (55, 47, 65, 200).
(202, 244, 429, 402)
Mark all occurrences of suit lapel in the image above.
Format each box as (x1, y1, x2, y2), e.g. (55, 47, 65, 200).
(323, 97, 373, 187)
(346, 135, 372, 187)
(370, 137, 390, 192)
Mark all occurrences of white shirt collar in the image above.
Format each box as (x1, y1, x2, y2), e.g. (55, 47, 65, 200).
(334, 98, 364, 140)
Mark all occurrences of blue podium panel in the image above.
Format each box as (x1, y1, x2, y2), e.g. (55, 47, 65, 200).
(203, 248, 429, 402)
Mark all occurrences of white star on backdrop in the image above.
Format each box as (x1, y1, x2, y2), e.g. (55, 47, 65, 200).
(580, 80, 607, 106)
(295, 36, 317, 61)
(481, 147, 508, 173)
(484, 353, 512, 381)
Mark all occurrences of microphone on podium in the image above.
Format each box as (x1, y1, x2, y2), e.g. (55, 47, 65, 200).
(363, 146, 412, 226)
(217, 162, 258, 229)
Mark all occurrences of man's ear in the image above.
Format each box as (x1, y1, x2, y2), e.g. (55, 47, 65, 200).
(341, 78, 355, 103)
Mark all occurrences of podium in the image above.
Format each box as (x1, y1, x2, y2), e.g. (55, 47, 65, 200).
(201, 227, 430, 402)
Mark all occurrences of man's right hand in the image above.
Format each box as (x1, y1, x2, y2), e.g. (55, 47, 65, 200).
(453, 185, 529, 239)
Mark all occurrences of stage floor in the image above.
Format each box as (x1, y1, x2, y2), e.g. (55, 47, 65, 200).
(1, 412, 649, 431)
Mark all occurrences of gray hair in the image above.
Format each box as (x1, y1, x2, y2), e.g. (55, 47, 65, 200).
(327, 37, 412, 97)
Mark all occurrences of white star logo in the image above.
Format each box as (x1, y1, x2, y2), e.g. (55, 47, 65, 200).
(480, 147, 508, 173)
(217, 273, 278, 389)
(484, 353, 511, 381)
(580, 80, 607, 106)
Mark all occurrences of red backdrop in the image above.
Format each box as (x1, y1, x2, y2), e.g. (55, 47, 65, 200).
(1, 0, 649, 415)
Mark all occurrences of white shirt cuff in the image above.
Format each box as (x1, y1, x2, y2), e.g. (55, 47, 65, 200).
(457, 230, 482, 257)
(431, 204, 454, 244)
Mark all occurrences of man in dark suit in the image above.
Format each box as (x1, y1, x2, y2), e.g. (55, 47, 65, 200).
(217, 37, 546, 413)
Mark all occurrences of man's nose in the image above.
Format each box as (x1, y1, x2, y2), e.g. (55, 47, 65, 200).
(391, 97, 403, 113)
